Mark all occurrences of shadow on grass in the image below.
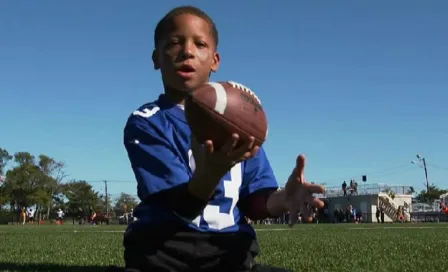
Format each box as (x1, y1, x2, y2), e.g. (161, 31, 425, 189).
(0, 262, 123, 272)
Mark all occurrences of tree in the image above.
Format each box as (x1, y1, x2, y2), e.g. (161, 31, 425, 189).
(37, 155, 67, 218)
(0, 147, 13, 175)
(4, 152, 63, 219)
(388, 190, 396, 200)
(0, 148, 12, 207)
(414, 184, 448, 203)
(62, 180, 101, 216)
(113, 193, 138, 214)
(406, 186, 415, 195)
(97, 194, 113, 215)
(5, 152, 45, 208)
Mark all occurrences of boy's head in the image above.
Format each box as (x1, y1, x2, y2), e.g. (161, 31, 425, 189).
(153, 6, 220, 95)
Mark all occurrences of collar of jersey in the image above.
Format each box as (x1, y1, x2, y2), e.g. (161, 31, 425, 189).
(157, 94, 187, 123)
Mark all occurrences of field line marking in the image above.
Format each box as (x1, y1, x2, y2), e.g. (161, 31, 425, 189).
(348, 226, 448, 230)
(255, 228, 294, 231)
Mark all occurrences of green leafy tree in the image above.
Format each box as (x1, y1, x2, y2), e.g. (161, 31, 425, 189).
(0, 147, 13, 176)
(415, 184, 448, 203)
(113, 193, 139, 214)
(37, 155, 67, 218)
(5, 152, 43, 208)
(97, 194, 113, 215)
(4, 152, 63, 221)
(0, 148, 12, 207)
(406, 186, 415, 195)
(62, 180, 101, 216)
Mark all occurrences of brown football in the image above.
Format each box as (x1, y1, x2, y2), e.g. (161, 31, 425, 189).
(185, 81, 268, 149)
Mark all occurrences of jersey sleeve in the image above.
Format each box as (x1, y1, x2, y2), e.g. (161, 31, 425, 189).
(124, 113, 190, 201)
(239, 147, 279, 200)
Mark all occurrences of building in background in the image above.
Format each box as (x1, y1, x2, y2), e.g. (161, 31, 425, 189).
(317, 183, 413, 223)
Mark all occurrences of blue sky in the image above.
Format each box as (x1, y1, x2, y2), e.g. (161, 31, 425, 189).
(1, 0, 447, 198)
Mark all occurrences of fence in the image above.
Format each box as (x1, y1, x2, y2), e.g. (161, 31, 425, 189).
(2, 211, 447, 225)
(316, 183, 413, 198)
(410, 211, 448, 222)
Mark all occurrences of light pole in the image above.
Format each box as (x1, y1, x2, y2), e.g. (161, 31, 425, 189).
(411, 154, 430, 193)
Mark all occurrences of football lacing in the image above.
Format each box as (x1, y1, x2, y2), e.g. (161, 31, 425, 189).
(227, 81, 261, 105)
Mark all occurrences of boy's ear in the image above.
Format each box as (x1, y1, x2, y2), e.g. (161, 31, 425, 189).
(152, 50, 160, 70)
(210, 52, 220, 73)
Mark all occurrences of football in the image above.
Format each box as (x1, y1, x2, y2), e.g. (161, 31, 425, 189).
(185, 81, 268, 149)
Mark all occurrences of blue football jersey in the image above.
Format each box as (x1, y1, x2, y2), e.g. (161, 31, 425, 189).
(124, 94, 278, 235)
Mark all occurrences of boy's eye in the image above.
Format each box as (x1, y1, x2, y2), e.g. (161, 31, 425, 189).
(164, 39, 181, 48)
(168, 40, 180, 46)
(196, 41, 207, 48)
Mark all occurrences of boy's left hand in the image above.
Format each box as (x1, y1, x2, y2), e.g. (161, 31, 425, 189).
(284, 154, 325, 226)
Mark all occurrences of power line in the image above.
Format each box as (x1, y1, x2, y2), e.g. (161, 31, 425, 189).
(427, 163, 448, 172)
(83, 180, 135, 184)
(324, 163, 415, 184)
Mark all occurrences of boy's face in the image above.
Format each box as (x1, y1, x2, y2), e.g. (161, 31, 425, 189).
(153, 14, 220, 92)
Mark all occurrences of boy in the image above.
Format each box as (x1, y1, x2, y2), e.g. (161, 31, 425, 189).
(118, 6, 325, 272)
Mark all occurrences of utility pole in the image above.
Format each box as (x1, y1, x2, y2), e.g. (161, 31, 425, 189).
(104, 180, 109, 217)
(422, 157, 429, 193)
(411, 154, 430, 193)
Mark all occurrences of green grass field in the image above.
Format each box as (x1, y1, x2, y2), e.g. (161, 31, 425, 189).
(0, 223, 446, 272)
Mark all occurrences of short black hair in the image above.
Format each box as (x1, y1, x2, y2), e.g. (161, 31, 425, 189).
(154, 6, 219, 49)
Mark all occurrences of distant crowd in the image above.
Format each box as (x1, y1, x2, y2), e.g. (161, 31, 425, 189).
(342, 179, 358, 196)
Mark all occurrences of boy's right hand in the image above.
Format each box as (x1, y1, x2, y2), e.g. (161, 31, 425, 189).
(188, 133, 258, 200)
(191, 133, 259, 178)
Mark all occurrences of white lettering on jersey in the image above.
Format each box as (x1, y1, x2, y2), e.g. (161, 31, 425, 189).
(133, 107, 160, 118)
(202, 164, 242, 230)
(188, 149, 241, 230)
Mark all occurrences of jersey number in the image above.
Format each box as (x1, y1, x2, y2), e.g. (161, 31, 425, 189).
(133, 107, 160, 118)
(188, 150, 242, 230)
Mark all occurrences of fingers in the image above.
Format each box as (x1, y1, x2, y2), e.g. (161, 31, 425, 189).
(220, 133, 239, 154)
(199, 134, 259, 173)
(288, 209, 298, 227)
(285, 175, 299, 197)
(287, 154, 306, 185)
(221, 134, 259, 160)
(300, 201, 319, 222)
(307, 196, 325, 209)
(249, 146, 260, 157)
(302, 183, 325, 209)
(300, 207, 313, 223)
(204, 140, 214, 153)
(296, 154, 306, 176)
(232, 135, 255, 153)
(302, 182, 325, 194)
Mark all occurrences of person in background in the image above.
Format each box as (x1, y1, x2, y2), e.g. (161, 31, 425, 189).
(129, 209, 135, 224)
(20, 207, 26, 225)
(333, 208, 339, 223)
(356, 209, 362, 223)
(353, 181, 358, 195)
(342, 181, 347, 197)
(27, 208, 35, 224)
(91, 210, 97, 225)
(56, 208, 64, 225)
